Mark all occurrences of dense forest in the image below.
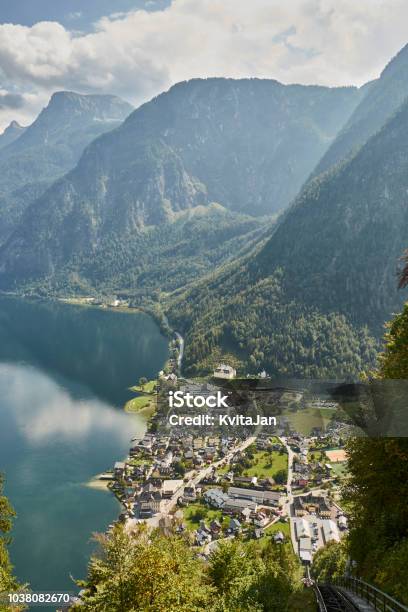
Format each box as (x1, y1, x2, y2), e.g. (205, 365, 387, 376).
(19, 204, 267, 301)
(167, 262, 379, 379)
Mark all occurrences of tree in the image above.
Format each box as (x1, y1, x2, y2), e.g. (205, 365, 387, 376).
(274, 469, 287, 485)
(0, 474, 25, 611)
(138, 377, 148, 388)
(208, 539, 302, 612)
(343, 294, 408, 604)
(77, 523, 305, 611)
(191, 507, 206, 522)
(0, 477, 15, 535)
(254, 540, 302, 611)
(208, 540, 264, 611)
(311, 541, 347, 582)
(76, 523, 212, 611)
(173, 461, 186, 477)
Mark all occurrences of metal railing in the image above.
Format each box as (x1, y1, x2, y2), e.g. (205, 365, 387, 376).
(334, 576, 408, 612)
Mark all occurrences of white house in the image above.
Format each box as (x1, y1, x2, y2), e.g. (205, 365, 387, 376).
(321, 519, 340, 543)
(294, 518, 311, 540)
(203, 488, 229, 508)
(213, 364, 236, 379)
(162, 479, 184, 498)
(299, 536, 312, 564)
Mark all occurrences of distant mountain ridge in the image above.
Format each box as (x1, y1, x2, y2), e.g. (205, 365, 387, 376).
(0, 91, 133, 245)
(0, 121, 26, 150)
(2, 92, 133, 155)
(314, 43, 408, 175)
(0, 77, 361, 287)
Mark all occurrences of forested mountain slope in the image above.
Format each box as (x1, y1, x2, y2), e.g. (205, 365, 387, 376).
(0, 77, 361, 292)
(168, 98, 408, 378)
(0, 92, 133, 245)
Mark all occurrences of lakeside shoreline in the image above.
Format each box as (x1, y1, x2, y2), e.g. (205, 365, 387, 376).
(0, 290, 175, 344)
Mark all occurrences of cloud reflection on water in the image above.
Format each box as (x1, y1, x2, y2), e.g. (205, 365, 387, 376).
(0, 362, 145, 446)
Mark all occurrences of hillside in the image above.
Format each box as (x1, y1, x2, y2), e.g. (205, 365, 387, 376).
(0, 78, 361, 292)
(167, 98, 408, 379)
(0, 92, 133, 245)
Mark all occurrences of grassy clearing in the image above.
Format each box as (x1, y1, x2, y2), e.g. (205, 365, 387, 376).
(307, 450, 326, 463)
(244, 450, 288, 480)
(127, 457, 152, 467)
(265, 521, 291, 537)
(183, 502, 228, 531)
(216, 463, 231, 475)
(130, 379, 157, 394)
(256, 521, 292, 552)
(330, 462, 348, 478)
(283, 407, 333, 435)
(124, 395, 153, 413)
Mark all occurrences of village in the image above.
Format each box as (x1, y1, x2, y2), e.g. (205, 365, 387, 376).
(101, 358, 351, 565)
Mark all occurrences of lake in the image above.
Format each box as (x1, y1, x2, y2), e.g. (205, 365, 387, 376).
(0, 297, 169, 599)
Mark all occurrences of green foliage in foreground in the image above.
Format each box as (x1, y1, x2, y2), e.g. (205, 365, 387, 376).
(76, 523, 304, 612)
(343, 302, 408, 604)
(311, 540, 347, 583)
(0, 475, 24, 611)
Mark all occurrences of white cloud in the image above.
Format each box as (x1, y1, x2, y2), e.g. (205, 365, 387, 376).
(0, 0, 408, 129)
(0, 363, 144, 445)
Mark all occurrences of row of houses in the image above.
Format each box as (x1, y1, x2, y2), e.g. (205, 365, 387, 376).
(202, 486, 282, 525)
(293, 493, 331, 518)
(130, 431, 240, 466)
(294, 517, 341, 564)
(294, 517, 339, 542)
(137, 479, 185, 518)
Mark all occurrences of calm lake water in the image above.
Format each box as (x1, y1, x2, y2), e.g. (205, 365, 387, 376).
(0, 297, 168, 599)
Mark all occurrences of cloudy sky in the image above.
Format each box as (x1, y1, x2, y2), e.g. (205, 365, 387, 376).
(1, 0, 408, 130)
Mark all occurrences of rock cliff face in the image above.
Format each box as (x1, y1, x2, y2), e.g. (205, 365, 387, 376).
(0, 91, 133, 244)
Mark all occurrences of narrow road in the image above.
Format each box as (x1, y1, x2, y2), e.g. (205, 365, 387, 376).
(175, 332, 184, 371)
(148, 436, 256, 524)
(279, 436, 297, 552)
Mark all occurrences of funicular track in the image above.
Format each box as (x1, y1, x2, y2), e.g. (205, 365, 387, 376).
(317, 584, 360, 612)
